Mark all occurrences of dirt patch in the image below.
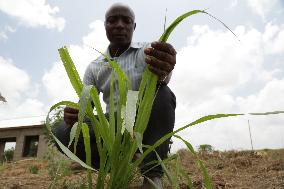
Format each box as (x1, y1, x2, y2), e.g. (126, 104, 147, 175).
(0, 149, 284, 189)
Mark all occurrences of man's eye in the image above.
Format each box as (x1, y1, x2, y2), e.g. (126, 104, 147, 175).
(107, 17, 117, 24)
(123, 17, 133, 24)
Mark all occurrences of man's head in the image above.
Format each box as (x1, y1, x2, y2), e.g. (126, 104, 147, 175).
(105, 3, 136, 48)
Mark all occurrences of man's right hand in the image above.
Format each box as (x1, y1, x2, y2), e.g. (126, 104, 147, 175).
(64, 106, 79, 127)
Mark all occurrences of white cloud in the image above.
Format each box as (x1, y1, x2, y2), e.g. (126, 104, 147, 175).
(263, 23, 284, 54)
(0, 0, 65, 31)
(0, 56, 45, 127)
(247, 0, 278, 20)
(0, 57, 30, 100)
(42, 20, 108, 106)
(0, 25, 16, 41)
(229, 0, 238, 8)
(0, 31, 8, 41)
(169, 23, 284, 151)
(1, 20, 108, 127)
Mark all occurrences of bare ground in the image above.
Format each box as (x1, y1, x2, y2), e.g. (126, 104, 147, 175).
(0, 149, 283, 189)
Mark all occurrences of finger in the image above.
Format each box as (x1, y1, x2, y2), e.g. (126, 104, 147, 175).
(150, 41, 177, 56)
(144, 47, 175, 63)
(145, 56, 174, 73)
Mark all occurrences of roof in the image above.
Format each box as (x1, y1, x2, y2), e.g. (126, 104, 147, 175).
(0, 116, 45, 129)
(0, 124, 44, 131)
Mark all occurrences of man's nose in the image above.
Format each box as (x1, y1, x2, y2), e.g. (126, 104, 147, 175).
(115, 19, 125, 28)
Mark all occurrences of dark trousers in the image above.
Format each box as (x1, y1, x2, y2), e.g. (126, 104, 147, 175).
(54, 84, 176, 177)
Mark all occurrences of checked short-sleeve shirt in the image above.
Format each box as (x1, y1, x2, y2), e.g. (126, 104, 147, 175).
(83, 42, 149, 112)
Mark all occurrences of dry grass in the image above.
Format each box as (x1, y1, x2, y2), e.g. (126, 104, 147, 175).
(0, 149, 283, 189)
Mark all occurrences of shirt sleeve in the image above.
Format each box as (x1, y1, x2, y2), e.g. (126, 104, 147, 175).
(83, 62, 98, 89)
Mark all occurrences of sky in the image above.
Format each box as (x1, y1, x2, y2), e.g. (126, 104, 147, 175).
(0, 0, 284, 152)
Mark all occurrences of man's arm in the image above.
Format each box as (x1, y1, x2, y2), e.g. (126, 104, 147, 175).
(144, 42, 176, 84)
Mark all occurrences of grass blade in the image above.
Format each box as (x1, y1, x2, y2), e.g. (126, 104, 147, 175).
(174, 135, 212, 189)
(68, 122, 78, 148)
(154, 151, 175, 187)
(58, 47, 83, 97)
(73, 85, 92, 154)
(145, 177, 161, 189)
(159, 10, 204, 42)
(82, 123, 93, 189)
(135, 113, 243, 167)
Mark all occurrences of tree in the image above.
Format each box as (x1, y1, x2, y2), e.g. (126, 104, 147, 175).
(198, 144, 213, 154)
(0, 92, 7, 102)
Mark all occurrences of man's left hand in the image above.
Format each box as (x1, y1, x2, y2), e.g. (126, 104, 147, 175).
(144, 41, 176, 81)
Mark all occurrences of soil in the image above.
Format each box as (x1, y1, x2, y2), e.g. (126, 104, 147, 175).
(0, 149, 283, 189)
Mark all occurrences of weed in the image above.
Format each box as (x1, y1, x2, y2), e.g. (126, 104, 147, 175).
(29, 165, 39, 174)
(44, 146, 71, 180)
(1, 147, 14, 163)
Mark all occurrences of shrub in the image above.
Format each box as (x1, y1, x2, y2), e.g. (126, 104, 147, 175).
(1, 147, 15, 163)
(29, 165, 39, 174)
(44, 146, 72, 180)
(198, 144, 214, 154)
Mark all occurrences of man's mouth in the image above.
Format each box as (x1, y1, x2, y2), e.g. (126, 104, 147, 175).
(113, 34, 126, 37)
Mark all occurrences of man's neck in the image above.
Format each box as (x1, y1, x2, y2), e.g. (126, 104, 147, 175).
(109, 42, 131, 57)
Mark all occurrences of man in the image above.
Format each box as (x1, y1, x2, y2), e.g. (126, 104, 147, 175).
(55, 3, 176, 188)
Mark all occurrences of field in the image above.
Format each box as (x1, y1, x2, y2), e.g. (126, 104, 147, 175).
(0, 148, 283, 189)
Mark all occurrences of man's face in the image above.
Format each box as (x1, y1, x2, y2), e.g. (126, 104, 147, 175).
(105, 6, 136, 46)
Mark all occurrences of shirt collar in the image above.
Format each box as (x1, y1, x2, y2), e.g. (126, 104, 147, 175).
(105, 42, 144, 56)
(96, 42, 145, 62)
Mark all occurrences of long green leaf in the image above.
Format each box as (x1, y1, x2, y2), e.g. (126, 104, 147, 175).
(145, 177, 161, 189)
(73, 85, 92, 154)
(159, 10, 204, 42)
(174, 135, 212, 189)
(134, 113, 243, 167)
(82, 123, 93, 189)
(155, 151, 175, 187)
(176, 155, 193, 189)
(109, 72, 116, 143)
(58, 47, 83, 97)
(68, 122, 78, 148)
(197, 159, 211, 189)
(45, 101, 95, 171)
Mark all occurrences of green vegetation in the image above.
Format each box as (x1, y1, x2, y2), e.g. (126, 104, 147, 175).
(43, 107, 64, 146)
(27, 141, 38, 157)
(1, 147, 14, 163)
(44, 146, 72, 189)
(45, 9, 284, 189)
(198, 144, 214, 154)
(29, 165, 39, 174)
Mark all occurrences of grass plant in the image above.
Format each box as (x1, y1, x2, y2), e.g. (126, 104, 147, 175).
(45, 9, 284, 189)
(29, 165, 39, 174)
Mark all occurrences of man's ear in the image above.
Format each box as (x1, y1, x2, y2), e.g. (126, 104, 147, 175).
(134, 23, 136, 30)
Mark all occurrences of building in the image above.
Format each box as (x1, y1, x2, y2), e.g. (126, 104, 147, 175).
(0, 124, 48, 161)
